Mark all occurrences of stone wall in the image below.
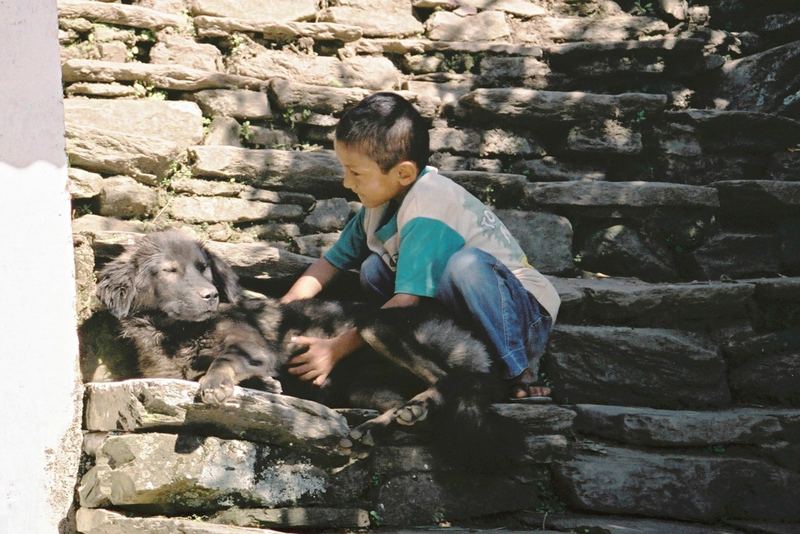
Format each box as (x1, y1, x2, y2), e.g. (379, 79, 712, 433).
(65, 0, 800, 532)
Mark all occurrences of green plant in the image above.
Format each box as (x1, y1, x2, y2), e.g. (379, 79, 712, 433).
(368, 510, 383, 527)
(631, 0, 655, 16)
(240, 120, 254, 143)
(281, 107, 312, 130)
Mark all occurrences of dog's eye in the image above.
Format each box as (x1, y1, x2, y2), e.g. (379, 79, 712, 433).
(162, 266, 178, 273)
(197, 262, 209, 271)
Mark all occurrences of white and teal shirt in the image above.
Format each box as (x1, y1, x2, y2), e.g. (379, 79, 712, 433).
(324, 167, 561, 320)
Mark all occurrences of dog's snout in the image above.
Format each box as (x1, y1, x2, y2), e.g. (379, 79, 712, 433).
(199, 287, 218, 301)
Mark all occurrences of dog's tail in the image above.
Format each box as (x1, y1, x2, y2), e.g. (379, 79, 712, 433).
(430, 370, 525, 471)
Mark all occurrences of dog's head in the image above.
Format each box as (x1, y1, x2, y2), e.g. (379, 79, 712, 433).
(97, 230, 241, 321)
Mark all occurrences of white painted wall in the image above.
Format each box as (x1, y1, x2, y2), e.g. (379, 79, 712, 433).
(0, 1, 84, 532)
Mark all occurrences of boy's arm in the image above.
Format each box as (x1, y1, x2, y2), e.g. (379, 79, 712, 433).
(280, 257, 341, 304)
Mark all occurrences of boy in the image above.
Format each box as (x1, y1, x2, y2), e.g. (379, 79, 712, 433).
(281, 92, 560, 399)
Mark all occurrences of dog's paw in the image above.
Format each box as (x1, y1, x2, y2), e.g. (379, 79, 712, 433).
(198, 372, 235, 404)
(262, 376, 283, 394)
(394, 400, 428, 426)
(339, 426, 374, 459)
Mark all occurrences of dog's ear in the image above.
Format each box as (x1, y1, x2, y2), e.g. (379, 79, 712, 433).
(205, 247, 241, 304)
(96, 251, 137, 319)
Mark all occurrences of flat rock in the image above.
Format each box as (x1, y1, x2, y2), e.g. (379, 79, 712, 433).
(567, 120, 642, 155)
(491, 403, 577, 433)
(294, 233, 340, 257)
(524, 181, 718, 211)
(72, 214, 149, 235)
(495, 210, 574, 274)
(716, 40, 800, 117)
(228, 46, 400, 91)
(543, 325, 730, 408)
(192, 89, 271, 120)
(211, 507, 370, 529)
(550, 277, 755, 327)
(510, 156, 605, 182)
(168, 196, 303, 223)
(84, 379, 349, 454)
(573, 404, 800, 447)
(713, 180, 800, 217)
(476, 56, 555, 89)
(149, 33, 224, 72)
(69, 167, 103, 199)
(666, 110, 800, 152)
(64, 98, 204, 179)
(725, 330, 800, 406)
(76, 508, 280, 534)
(554, 445, 800, 522)
(203, 116, 242, 146)
(78, 432, 329, 511)
(189, 0, 317, 22)
(430, 127, 545, 158)
(190, 146, 345, 197)
(269, 79, 370, 116)
(303, 198, 351, 232)
(193, 17, 362, 42)
(58, 0, 186, 30)
(454, 88, 667, 124)
(691, 233, 780, 280)
(456, 0, 547, 17)
(426, 10, 511, 41)
(352, 38, 542, 56)
(65, 82, 140, 98)
(512, 15, 668, 45)
(204, 240, 315, 279)
(98, 175, 159, 218)
(444, 170, 528, 208)
(62, 59, 266, 91)
(318, 0, 423, 38)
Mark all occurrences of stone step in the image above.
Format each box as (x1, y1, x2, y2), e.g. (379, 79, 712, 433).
(452, 88, 668, 124)
(189, 0, 317, 23)
(58, 0, 186, 30)
(63, 98, 205, 181)
(62, 59, 266, 91)
(713, 180, 800, 218)
(516, 511, 748, 533)
(543, 325, 731, 409)
(553, 444, 800, 523)
(190, 146, 345, 198)
(78, 432, 330, 512)
(572, 404, 800, 452)
(76, 508, 283, 534)
(551, 276, 756, 327)
(193, 16, 363, 42)
(83, 379, 349, 457)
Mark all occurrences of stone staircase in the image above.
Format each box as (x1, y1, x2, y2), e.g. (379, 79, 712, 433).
(64, 0, 800, 531)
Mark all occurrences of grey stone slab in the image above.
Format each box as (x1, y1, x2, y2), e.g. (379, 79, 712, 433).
(454, 88, 667, 124)
(495, 210, 574, 274)
(567, 120, 643, 155)
(510, 156, 606, 182)
(58, 0, 186, 30)
(189, 0, 317, 22)
(713, 180, 800, 217)
(425, 11, 511, 41)
(204, 240, 315, 279)
(211, 506, 370, 529)
(531, 512, 744, 533)
(666, 110, 800, 153)
(430, 127, 545, 158)
(269, 79, 370, 116)
(352, 38, 543, 56)
(512, 15, 668, 45)
(544, 325, 731, 408)
(303, 198, 351, 232)
(444, 170, 528, 208)
(579, 224, 677, 282)
(554, 445, 800, 522)
(725, 330, 800, 406)
(78, 432, 329, 511)
(193, 89, 271, 120)
(62, 59, 266, 91)
(190, 146, 345, 198)
(98, 176, 159, 218)
(524, 181, 718, 210)
(692, 233, 780, 280)
(69, 167, 104, 199)
(549, 277, 755, 326)
(64, 98, 204, 180)
(193, 16, 362, 42)
(318, 0, 423, 38)
(76, 508, 281, 534)
(84, 379, 349, 454)
(168, 196, 303, 224)
(150, 33, 224, 72)
(573, 404, 800, 447)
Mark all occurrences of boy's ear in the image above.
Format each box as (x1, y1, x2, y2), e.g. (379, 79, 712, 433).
(393, 160, 419, 185)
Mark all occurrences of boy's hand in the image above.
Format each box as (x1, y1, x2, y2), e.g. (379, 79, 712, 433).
(287, 335, 340, 386)
(287, 328, 365, 386)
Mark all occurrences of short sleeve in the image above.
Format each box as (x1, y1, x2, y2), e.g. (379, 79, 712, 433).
(323, 208, 369, 270)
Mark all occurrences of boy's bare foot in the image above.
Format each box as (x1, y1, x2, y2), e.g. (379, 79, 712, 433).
(509, 368, 551, 398)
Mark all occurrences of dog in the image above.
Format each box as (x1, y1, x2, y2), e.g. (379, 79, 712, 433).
(96, 230, 522, 464)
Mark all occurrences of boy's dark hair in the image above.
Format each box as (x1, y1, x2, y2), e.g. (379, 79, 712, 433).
(335, 92, 429, 174)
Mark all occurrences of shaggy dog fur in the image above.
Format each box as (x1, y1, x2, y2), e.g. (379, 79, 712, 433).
(97, 230, 521, 463)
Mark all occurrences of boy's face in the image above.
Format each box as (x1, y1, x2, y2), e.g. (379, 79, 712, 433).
(335, 141, 417, 208)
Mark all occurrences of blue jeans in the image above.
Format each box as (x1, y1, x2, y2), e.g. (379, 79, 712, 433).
(359, 248, 553, 380)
